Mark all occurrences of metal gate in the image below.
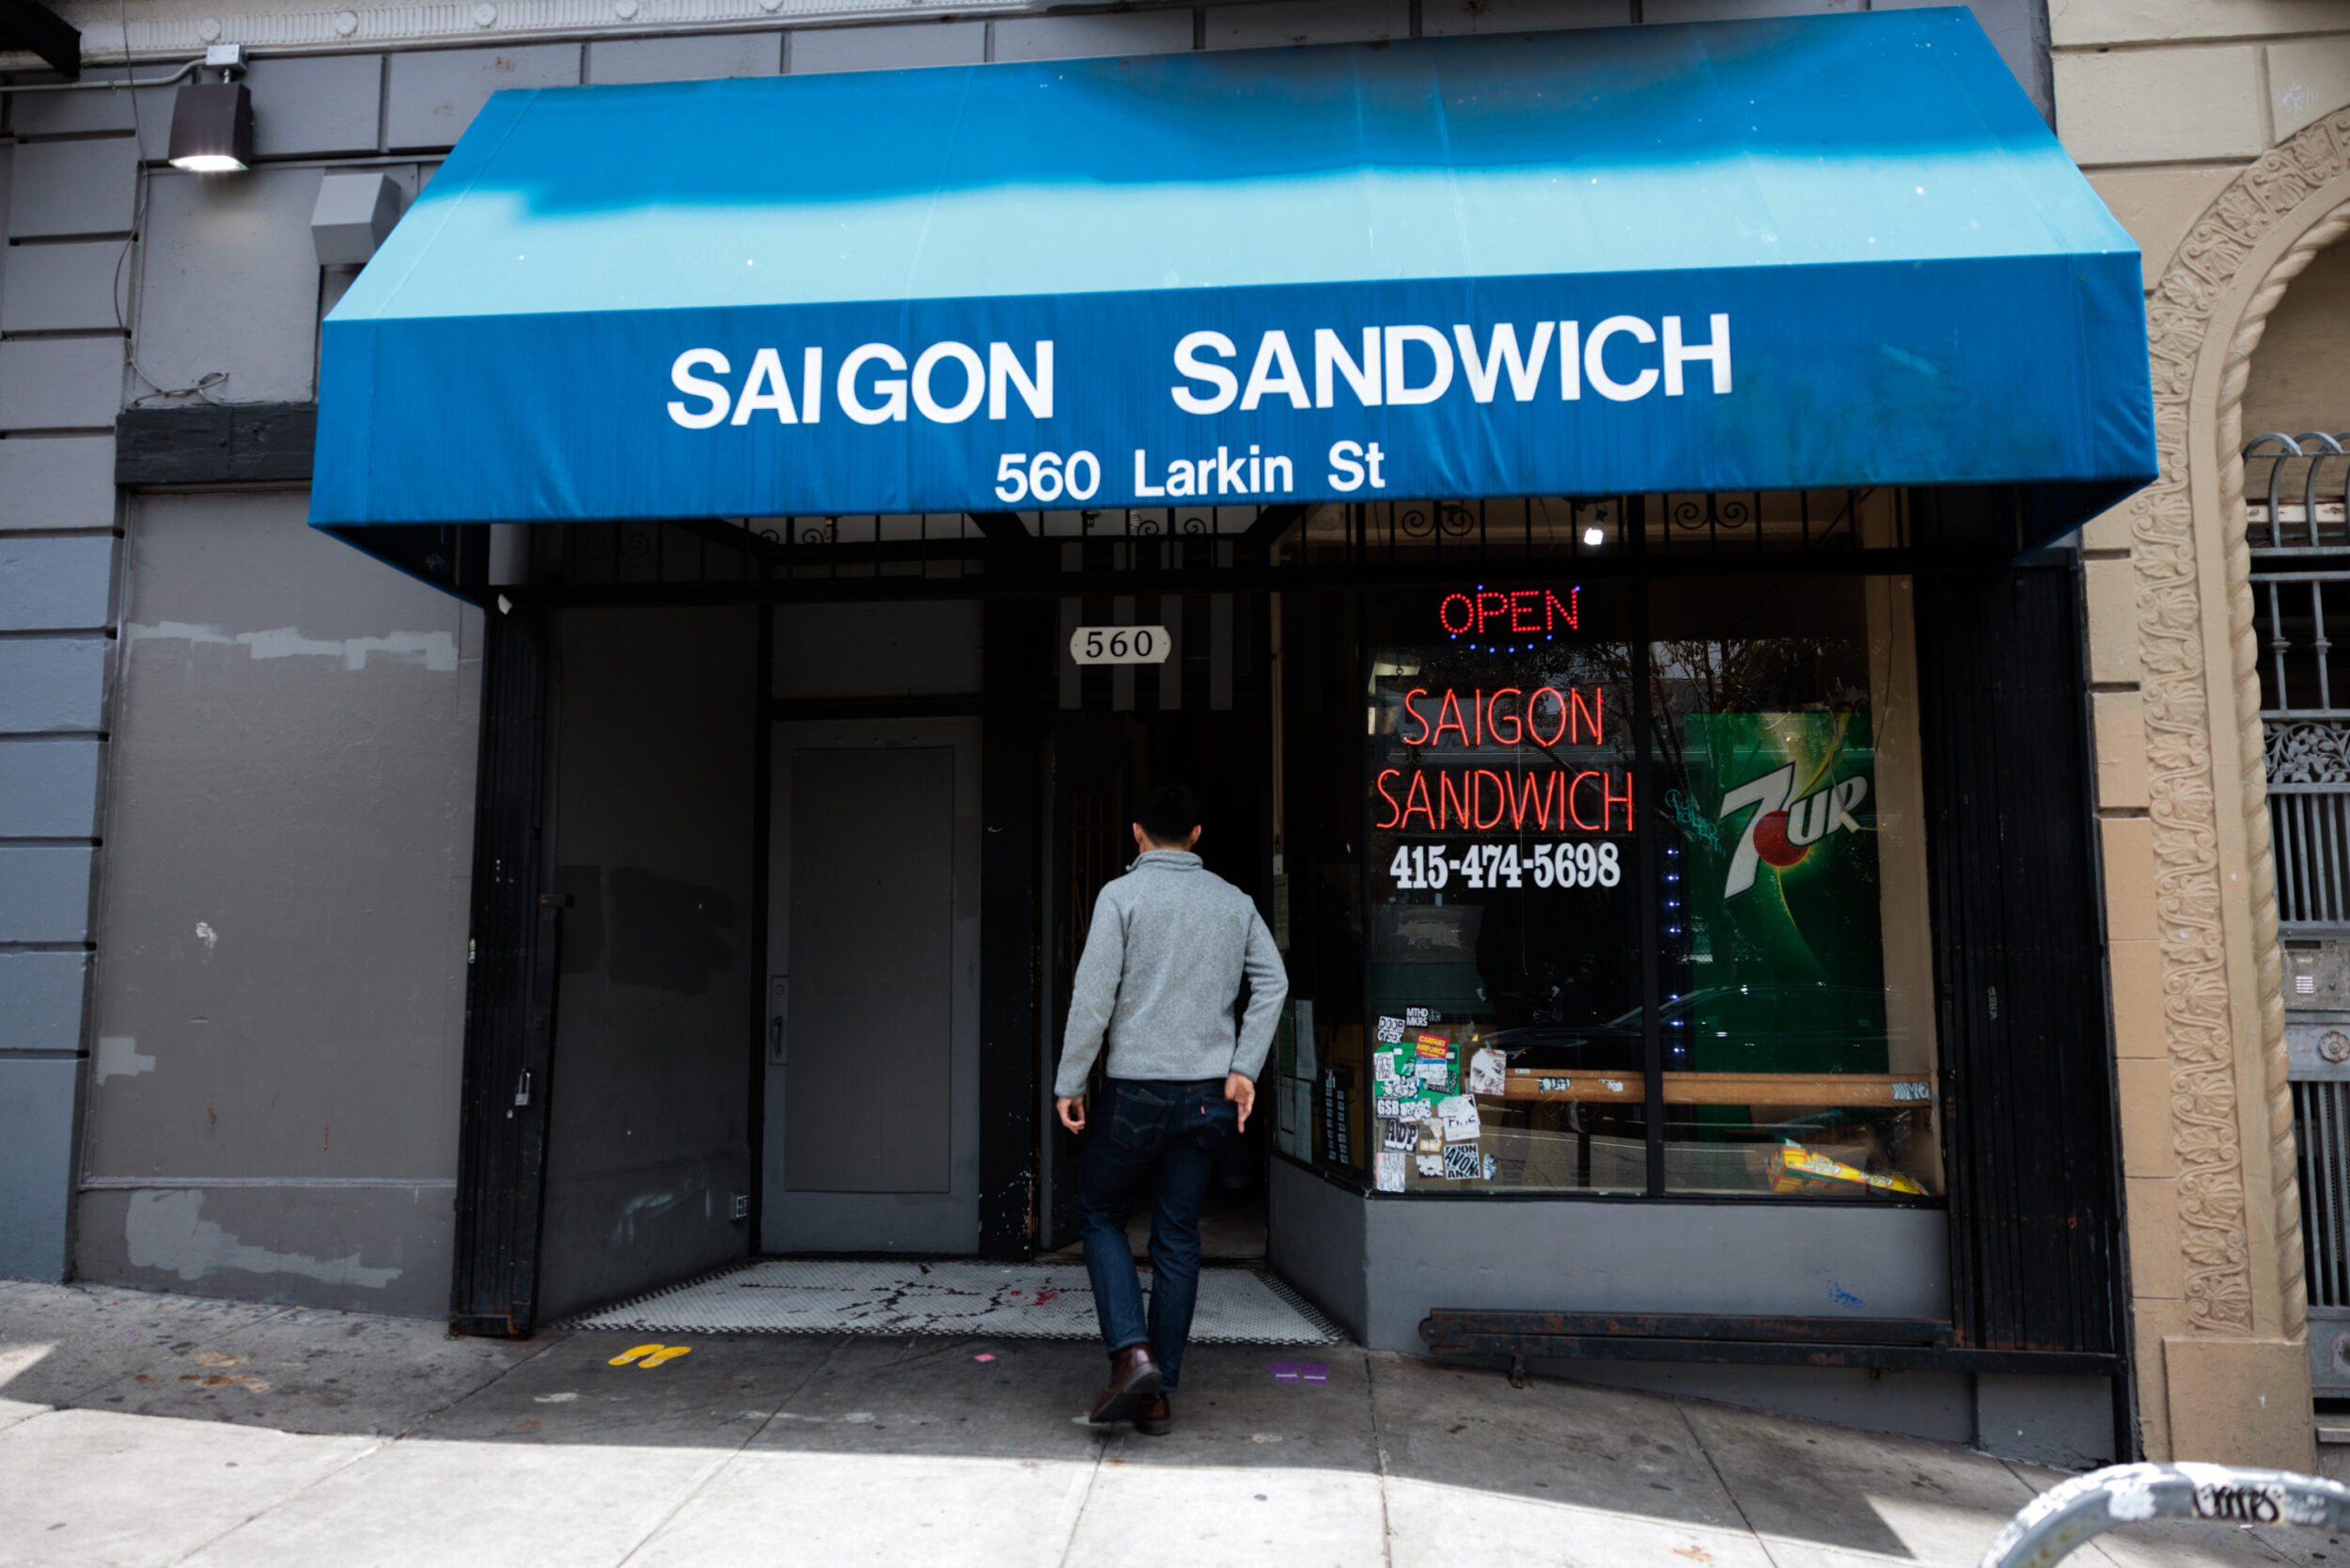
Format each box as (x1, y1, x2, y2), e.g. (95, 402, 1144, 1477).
(2249, 432, 2350, 1395)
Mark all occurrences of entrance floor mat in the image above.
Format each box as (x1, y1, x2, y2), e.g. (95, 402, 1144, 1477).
(564, 1258, 1345, 1344)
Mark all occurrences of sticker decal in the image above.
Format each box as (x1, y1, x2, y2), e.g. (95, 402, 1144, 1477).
(1466, 1048, 1505, 1096)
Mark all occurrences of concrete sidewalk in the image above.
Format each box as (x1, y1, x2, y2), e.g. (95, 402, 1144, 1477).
(0, 1279, 2327, 1568)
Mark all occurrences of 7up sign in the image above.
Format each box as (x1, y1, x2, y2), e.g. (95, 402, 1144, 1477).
(1719, 765, 1872, 899)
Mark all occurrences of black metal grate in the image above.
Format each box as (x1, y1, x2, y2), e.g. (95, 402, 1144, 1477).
(2297, 1080, 2350, 1310)
(2249, 436, 2350, 931)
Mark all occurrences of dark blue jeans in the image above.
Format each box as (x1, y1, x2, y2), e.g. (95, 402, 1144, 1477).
(1076, 1076, 1236, 1392)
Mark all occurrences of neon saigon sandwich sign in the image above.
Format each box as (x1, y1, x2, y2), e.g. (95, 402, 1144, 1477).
(1372, 585, 1628, 841)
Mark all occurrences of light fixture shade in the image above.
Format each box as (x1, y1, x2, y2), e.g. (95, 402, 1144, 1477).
(167, 82, 253, 172)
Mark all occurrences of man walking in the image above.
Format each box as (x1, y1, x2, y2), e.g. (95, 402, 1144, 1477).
(1055, 783, 1289, 1435)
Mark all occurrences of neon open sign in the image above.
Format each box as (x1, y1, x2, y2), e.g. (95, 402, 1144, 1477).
(1438, 586, 1579, 646)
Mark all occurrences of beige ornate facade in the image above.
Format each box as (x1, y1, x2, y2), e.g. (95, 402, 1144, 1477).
(2058, 0, 2350, 1467)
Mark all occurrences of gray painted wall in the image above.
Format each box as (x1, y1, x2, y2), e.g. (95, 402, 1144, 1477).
(1268, 1159, 2113, 1462)
(72, 493, 480, 1315)
(539, 606, 758, 1322)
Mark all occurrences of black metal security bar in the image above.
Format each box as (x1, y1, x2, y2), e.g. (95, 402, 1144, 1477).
(2248, 434, 2350, 931)
(410, 484, 2004, 609)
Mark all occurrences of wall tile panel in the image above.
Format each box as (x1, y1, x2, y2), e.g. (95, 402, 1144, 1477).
(588, 32, 781, 83)
(0, 436, 118, 530)
(0, 1058, 77, 1280)
(384, 43, 580, 150)
(1204, 0, 1409, 49)
(0, 638, 108, 732)
(2052, 46, 2267, 166)
(6, 137, 137, 239)
(0, 536, 117, 630)
(0, 739, 102, 839)
(0, 950, 89, 1055)
(0, 845, 95, 942)
(2051, 0, 2347, 49)
(0, 240, 129, 334)
(0, 337, 122, 431)
(2269, 38, 2350, 145)
(6, 71, 175, 138)
(789, 23, 986, 73)
(245, 54, 387, 157)
(991, 11, 1196, 61)
(1421, 0, 1629, 35)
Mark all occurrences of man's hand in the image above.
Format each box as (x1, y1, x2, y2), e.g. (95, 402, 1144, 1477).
(1057, 1095, 1086, 1135)
(1225, 1072, 1256, 1132)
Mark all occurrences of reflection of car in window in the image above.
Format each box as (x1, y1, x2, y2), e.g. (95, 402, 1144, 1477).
(1487, 982, 1891, 1074)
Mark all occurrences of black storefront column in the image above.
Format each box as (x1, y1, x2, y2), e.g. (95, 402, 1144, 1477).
(1915, 534, 2130, 1444)
(449, 608, 563, 1336)
(979, 593, 1051, 1259)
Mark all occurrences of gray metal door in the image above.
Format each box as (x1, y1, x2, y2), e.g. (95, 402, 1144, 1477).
(764, 718, 980, 1252)
(785, 747, 953, 1193)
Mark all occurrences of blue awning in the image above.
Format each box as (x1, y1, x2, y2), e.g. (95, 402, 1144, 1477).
(311, 8, 2154, 541)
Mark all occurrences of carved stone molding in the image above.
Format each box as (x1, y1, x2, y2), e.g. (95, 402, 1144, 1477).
(2131, 109, 2350, 1341)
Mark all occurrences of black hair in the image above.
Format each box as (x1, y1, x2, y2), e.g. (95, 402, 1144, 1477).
(1135, 783, 1202, 847)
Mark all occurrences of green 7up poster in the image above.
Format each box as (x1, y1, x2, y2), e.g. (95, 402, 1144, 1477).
(1672, 713, 1887, 1076)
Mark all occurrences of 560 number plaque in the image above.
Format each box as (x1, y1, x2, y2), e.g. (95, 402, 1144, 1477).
(1069, 626, 1172, 665)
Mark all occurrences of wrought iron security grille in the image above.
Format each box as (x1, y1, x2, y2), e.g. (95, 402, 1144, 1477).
(2296, 1078, 2350, 1311)
(2248, 433, 2350, 932)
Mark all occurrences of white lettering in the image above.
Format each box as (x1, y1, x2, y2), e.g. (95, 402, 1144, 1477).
(1328, 440, 1365, 492)
(1585, 316, 1658, 402)
(912, 341, 985, 423)
(1663, 313, 1731, 396)
(1384, 324, 1453, 406)
(1134, 448, 1166, 498)
(800, 347, 822, 424)
(1172, 331, 1239, 415)
(729, 347, 798, 426)
(667, 349, 731, 429)
(1314, 328, 1382, 408)
(1559, 321, 1581, 400)
(989, 340, 1053, 420)
(1241, 331, 1310, 411)
(1215, 445, 1247, 495)
(1453, 322, 1553, 404)
(838, 343, 908, 424)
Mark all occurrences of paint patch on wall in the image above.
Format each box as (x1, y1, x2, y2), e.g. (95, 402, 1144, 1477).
(124, 1188, 402, 1288)
(95, 1036, 156, 1083)
(125, 620, 459, 672)
(194, 921, 218, 956)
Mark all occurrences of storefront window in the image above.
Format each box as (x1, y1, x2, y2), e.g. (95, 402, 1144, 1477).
(1361, 588, 1642, 1193)
(1329, 562, 1941, 1200)
(1650, 577, 1942, 1198)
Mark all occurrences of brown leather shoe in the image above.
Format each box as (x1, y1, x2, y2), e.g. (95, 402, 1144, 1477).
(1135, 1392, 1172, 1437)
(1089, 1344, 1162, 1425)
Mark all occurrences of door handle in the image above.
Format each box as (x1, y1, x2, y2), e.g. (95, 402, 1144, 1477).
(769, 1015, 786, 1066)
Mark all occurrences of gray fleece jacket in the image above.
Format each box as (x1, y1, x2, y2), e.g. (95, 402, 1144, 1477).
(1054, 851, 1290, 1098)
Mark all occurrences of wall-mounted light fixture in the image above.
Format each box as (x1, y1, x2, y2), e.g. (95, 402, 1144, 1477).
(167, 44, 252, 172)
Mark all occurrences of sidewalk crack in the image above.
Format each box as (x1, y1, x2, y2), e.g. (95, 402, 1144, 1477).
(1365, 1351, 1395, 1568)
(608, 1332, 855, 1568)
(1675, 1396, 1779, 1568)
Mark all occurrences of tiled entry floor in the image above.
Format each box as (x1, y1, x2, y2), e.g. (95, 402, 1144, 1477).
(566, 1259, 1344, 1344)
